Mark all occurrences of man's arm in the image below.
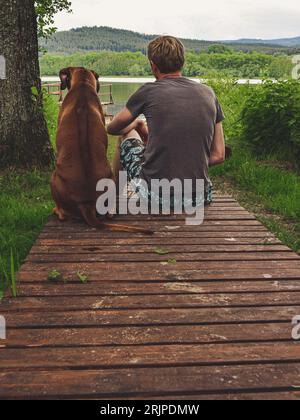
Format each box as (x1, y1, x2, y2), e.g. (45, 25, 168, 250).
(209, 122, 225, 167)
(107, 107, 138, 136)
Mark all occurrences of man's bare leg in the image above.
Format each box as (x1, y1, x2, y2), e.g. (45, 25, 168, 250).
(112, 137, 123, 187)
(112, 129, 142, 183)
(112, 129, 143, 207)
(136, 120, 149, 144)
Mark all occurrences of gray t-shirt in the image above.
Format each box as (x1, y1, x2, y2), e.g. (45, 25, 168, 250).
(126, 77, 225, 190)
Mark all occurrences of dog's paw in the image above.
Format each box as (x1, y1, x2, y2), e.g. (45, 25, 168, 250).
(53, 207, 67, 221)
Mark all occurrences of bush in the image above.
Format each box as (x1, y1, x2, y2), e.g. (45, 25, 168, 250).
(241, 80, 300, 166)
(207, 79, 253, 144)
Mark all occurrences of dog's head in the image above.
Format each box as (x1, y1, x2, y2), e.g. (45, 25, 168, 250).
(59, 67, 100, 93)
(59, 67, 74, 91)
(91, 70, 100, 93)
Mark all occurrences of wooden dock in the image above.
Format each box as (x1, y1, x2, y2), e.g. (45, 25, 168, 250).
(1, 195, 300, 400)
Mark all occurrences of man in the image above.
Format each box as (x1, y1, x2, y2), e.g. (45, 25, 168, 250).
(107, 36, 225, 207)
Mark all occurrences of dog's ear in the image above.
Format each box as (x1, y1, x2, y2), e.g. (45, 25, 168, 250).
(91, 70, 100, 93)
(59, 68, 72, 91)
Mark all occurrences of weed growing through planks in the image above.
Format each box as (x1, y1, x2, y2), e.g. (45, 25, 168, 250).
(48, 269, 63, 283)
(77, 272, 89, 284)
(155, 248, 170, 255)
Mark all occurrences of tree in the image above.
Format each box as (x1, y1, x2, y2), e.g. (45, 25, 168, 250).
(0, 0, 71, 168)
(207, 44, 233, 54)
(36, 0, 72, 38)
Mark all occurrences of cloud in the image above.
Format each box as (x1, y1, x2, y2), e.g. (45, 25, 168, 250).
(54, 0, 300, 40)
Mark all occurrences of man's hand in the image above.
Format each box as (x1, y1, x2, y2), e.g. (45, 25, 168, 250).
(107, 107, 137, 136)
(209, 122, 225, 167)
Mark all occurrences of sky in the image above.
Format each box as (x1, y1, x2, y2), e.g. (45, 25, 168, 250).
(54, 0, 300, 41)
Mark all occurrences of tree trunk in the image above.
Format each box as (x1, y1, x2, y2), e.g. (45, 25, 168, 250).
(0, 0, 54, 168)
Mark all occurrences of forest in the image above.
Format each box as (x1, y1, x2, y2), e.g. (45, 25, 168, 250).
(40, 49, 294, 79)
(39, 25, 300, 55)
(39, 26, 297, 79)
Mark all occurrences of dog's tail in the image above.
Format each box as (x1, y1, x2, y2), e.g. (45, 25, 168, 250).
(79, 205, 154, 235)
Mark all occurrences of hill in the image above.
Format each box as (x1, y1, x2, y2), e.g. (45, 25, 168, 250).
(39, 26, 300, 55)
(228, 36, 300, 47)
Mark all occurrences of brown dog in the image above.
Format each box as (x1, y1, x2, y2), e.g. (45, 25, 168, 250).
(51, 67, 153, 234)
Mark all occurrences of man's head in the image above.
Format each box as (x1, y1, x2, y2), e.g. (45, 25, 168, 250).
(148, 36, 185, 78)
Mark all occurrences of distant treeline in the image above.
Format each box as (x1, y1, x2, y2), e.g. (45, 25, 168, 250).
(39, 26, 300, 56)
(40, 50, 293, 79)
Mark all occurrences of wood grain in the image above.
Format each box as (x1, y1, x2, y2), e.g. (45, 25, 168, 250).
(1, 194, 300, 400)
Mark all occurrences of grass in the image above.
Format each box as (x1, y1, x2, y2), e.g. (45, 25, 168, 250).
(211, 149, 300, 253)
(43, 93, 59, 150)
(209, 80, 300, 253)
(0, 170, 54, 297)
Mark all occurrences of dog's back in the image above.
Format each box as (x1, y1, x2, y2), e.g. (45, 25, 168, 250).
(51, 67, 153, 235)
(51, 68, 113, 217)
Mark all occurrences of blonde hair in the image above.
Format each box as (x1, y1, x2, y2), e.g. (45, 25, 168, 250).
(148, 36, 185, 74)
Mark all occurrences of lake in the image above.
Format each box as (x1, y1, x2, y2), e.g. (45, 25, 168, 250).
(42, 76, 264, 116)
(106, 81, 143, 116)
(42, 76, 201, 115)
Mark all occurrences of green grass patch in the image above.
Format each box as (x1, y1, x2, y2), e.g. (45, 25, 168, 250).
(0, 170, 53, 296)
(43, 93, 59, 150)
(211, 150, 300, 252)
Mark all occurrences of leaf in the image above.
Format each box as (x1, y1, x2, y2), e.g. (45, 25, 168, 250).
(77, 272, 88, 284)
(48, 269, 62, 282)
(31, 86, 38, 96)
(168, 259, 177, 265)
(155, 248, 170, 255)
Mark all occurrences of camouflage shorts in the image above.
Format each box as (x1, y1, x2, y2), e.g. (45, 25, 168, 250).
(120, 137, 213, 206)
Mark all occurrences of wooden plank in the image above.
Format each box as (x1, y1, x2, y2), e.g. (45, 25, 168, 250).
(19, 261, 300, 275)
(96, 391, 300, 400)
(4, 306, 299, 328)
(43, 220, 262, 231)
(2, 291, 300, 312)
(39, 225, 269, 235)
(36, 236, 281, 246)
(1, 342, 300, 370)
(3, 323, 292, 348)
(45, 213, 256, 225)
(46, 209, 253, 221)
(38, 229, 271, 239)
(30, 244, 289, 255)
(25, 251, 300, 264)
(0, 364, 300, 398)
(13, 280, 300, 297)
(17, 268, 300, 283)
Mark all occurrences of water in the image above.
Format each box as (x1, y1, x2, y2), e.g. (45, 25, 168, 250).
(42, 77, 145, 115)
(107, 82, 143, 115)
(42, 76, 264, 114)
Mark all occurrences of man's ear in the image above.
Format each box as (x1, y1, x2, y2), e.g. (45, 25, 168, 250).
(91, 70, 100, 93)
(59, 68, 71, 91)
(150, 61, 159, 78)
